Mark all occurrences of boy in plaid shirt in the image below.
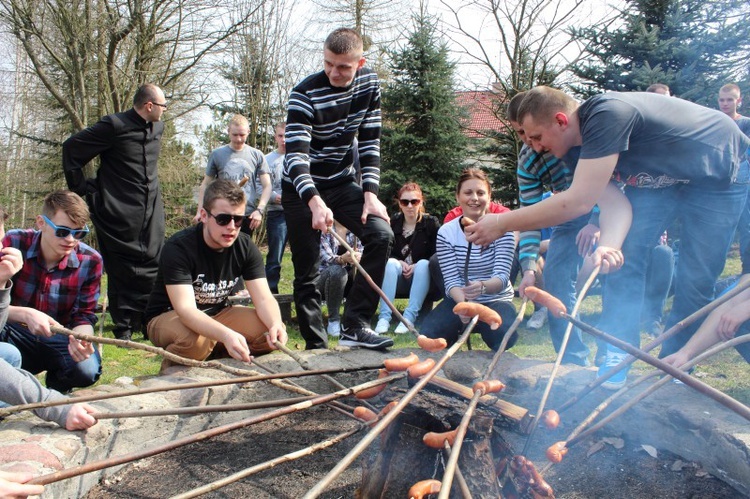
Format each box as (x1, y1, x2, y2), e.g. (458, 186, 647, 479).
(0, 191, 102, 393)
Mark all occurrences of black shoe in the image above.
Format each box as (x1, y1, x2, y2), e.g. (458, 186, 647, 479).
(114, 331, 132, 342)
(339, 325, 394, 350)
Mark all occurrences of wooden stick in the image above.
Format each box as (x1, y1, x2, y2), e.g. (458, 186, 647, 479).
(540, 334, 750, 474)
(91, 395, 318, 419)
(51, 324, 358, 413)
(438, 299, 529, 498)
(563, 313, 750, 422)
(303, 316, 480, 499)
(0, 364, 383, 418)
(273, 340, 378, 413)
(483, 297, 529, 378)
(442, 441, 473, 499)
(328, 223, 419, 338)
(28, 373, 403, 486)
(557, 278, 750, 413)
(170, 425, 362, 499)
(438, 388, 483, 499)
(567, 334, 750, 449)
(522, 265, 600, 455)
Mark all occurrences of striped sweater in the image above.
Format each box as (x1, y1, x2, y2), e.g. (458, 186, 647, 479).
(517, 144, 576, 272)
(283, 67, 381, 203)
(436, 217, 516, 304)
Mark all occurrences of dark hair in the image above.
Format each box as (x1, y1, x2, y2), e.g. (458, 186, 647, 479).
(133, 84, 162, 108)
(42, 190, 89, 227)
(506, 92, 527, 122)
(324, 28, 363, 55)
(456, 168, 491, 195)
(395, 182, 426, 221)
(203, 179, 246, 212)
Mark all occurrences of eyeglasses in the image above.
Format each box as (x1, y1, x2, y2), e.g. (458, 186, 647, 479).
(206, 211, 245, 226)
(43, 215, 89, 240)
(399, 199, 422, 207)
(151, 102, 168, 109)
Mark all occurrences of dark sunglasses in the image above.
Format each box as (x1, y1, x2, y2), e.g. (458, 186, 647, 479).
(399, 199, 422, 207)
(43, 215, 89, 240)
(206, 210, 245, 226)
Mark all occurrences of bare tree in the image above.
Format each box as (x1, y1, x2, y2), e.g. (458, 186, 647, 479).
(437, 0, 612, 93)
(0, 0, 264, 132)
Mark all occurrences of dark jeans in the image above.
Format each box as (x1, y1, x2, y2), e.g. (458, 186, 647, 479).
(597, 181, 746, 358)
(420, 296, 518, 351)
(282, 180, 394, 349)
(641, 244, 675, 324)
(0, 323, 102, 392)
(544, 213, 592, 364)
(265, 210, 288, 294)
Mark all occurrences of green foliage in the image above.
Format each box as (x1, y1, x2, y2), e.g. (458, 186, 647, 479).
(570, 0, 750, 103)
(380, 9, 468, 219)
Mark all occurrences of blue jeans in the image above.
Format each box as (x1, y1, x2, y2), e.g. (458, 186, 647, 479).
(265, 210, 288, 294)
(378, 258, 431, 323)
(316, 265, 349, 322)
(597, 181, 746, 358)
(641, 244, 674, 324)
(0, 323, 102, 393)
(421, 296, 518, 351)
(544, 213, 592, 364)
(0, 341, 22, 368)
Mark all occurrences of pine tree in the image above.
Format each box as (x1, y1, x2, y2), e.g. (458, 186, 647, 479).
(380, 9, 468, 219)
(570, 0, 750, 104)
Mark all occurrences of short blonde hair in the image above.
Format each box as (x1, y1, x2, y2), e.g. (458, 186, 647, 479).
(719, 83, 741, 97)
(517, 86, 577, 126)
(228, 114, 249, 130)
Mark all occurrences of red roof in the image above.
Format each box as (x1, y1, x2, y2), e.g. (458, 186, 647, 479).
(455, 90, 508, 138)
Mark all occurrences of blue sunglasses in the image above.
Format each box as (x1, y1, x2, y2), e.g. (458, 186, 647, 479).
(43, 215, 89, 240)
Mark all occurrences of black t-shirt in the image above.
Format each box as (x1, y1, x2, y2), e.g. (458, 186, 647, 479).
(577, 92, 750, 188)
(144, 224, 265, 324)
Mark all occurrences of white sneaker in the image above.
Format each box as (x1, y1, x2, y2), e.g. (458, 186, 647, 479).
(375, 318, 390, 334)
(527, 307, 548, 329)
(327, 320, 341, 337)
(394, 321, 410, 334)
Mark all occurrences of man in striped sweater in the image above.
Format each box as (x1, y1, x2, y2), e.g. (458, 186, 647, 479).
(282, 28, 394, 350)
(509, 92, 597, 366)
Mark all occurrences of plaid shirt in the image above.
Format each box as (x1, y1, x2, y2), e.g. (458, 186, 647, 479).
(3, 229, 102, 328)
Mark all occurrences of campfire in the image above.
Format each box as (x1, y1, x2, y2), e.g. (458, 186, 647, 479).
(2, 287, 750, 497)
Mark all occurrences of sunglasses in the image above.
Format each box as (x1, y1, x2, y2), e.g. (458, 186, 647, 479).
(206, 210, 245, 226)
(43, 215, 89, 240)
(399, 199, 422, 207)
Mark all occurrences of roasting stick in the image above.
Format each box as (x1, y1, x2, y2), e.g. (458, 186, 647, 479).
(438, 300, 529, 498)
(327, 223, 419, 338)
(170, 425, 364, 499)
(303, 316, 480, 499)
(91, 395, 318, 419)
(50, 325, 360, 416)
(541, 333, 750, 471)
(442, 441, 473, 499)
(558, 312, 750, 422)
(557, 277, 750, 413)
(28, 373, 404, 487)
(0, 364, 383, 418)
(521, 267, 600, 456)
(273, 339, 378, 413)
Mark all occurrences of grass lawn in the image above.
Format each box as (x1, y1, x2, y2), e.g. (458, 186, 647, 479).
(94, 247, 750, 404)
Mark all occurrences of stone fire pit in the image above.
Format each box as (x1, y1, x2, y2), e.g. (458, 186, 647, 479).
(1, 349, 748, 497)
